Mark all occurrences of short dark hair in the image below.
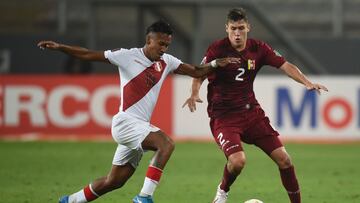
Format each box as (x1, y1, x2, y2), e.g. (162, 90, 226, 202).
(227, 8, 248, 22)
(146, 20, 173, 35)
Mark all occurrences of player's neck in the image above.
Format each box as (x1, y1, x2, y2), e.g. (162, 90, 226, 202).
(233, 42, 246, 52)
(142, 46, 155, 62)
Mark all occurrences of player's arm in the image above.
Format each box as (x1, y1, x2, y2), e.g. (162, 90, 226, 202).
(174, 57, 240, 78)
(182, 76, 207, 112)
(37, 40, 108, 62)
(280, 61, 328, 94)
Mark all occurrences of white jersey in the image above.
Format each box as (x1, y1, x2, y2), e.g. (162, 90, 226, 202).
(104, 48, 182, 122)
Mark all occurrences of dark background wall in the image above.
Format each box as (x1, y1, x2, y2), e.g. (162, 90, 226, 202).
(1, 0, 359, 75)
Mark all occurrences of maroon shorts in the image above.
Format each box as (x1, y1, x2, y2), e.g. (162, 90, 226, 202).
(210, 107, 283, 157)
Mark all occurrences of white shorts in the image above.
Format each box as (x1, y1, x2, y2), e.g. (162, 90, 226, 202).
(111, 111, 160, 168)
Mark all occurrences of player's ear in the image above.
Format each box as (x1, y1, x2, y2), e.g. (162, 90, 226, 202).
(145, 34, 151, 45)
(225, 23, 229, 34)
(246, 23, 251, 32)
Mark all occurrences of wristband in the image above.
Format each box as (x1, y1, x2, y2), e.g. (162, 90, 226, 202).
(210, 60, 218, 68)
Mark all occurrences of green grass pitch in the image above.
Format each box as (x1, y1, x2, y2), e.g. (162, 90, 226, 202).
(0, 141, 359, 203)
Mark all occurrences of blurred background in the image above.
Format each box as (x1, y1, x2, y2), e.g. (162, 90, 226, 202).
(0, 0, 359, 74)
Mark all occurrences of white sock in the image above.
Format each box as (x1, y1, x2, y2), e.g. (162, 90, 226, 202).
(68, 190, 87, 203)
(139, 177, 159, 196)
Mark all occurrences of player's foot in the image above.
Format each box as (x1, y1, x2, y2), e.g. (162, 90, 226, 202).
(58, 195, 69, 203)
(132, 195, 154, 203)
(212, 185, 228, 203)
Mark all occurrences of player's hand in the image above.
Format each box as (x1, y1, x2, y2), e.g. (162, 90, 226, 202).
(37, 41, 61, 50)
(182, 95, 203, 112)
(214, 57, 241, 67)
(306, 83, 328, 94)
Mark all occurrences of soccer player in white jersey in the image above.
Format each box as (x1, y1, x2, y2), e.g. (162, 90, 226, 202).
(37, 20, 240, 203)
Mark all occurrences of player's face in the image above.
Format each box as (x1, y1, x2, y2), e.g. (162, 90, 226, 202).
(226, 20, 250, 49)
(146, 32, 172, 61)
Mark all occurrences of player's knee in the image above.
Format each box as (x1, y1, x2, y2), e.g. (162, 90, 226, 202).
(228, 153, 246, 174)
(277, 154, 292, 169)
(160, 136, 175, 154)
(166, 137, 175, 152)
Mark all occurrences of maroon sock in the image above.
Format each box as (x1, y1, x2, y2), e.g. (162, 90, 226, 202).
(219, 165, 238, 192)
(279, 166, 301, 203)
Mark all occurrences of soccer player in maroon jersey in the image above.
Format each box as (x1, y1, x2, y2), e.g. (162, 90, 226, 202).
(183, 8, 328, 203)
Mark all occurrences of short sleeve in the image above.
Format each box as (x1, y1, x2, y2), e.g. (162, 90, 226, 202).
(104, 48, 127, 67)
(165, 54, 183, 72)
(261, 42, 286, 68)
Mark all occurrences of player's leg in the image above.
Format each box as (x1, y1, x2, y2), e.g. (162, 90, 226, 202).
(90, 164, 135, 196)
(222, 151, 246, 191)
(59, 144, 140, 203)
(212, 151, 246, 203)
(210, 118, 245, 203)
(133, 130, 175, 202)
(248, 116, 300, 203)
(59, 164, 135, 203)
(270, 147, 301, 203)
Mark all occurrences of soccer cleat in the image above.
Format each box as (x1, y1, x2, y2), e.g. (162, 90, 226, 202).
(132, 195, 154, 203)
(58, 195, 69, 203)
(212, 185, 228, 203)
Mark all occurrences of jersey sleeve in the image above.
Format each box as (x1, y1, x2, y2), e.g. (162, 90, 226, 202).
(201, 44, 217, 64)
(260, 42, 286, 68)
(166, 54, 183, 72)
(104, 48, 128, 67)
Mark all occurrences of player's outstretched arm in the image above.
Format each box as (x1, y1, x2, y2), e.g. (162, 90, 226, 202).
(280, 61, 328, 94)
(174, 57, 241, 78)
(37, 40, 108, 62)
(182, 77, 206, 112)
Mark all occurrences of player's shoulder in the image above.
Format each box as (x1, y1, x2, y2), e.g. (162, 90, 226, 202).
(162, 52, 180, 61)
(107, 47, 134, 55)
(161, 53, 182, 68)
(125, 47, 142, 54)
(206, 38, 230, 56)
(247, 38, 266, 45)
(115, 47, 142, 53)
(122, 48, 145, 59)
(246, 38, 270, 52)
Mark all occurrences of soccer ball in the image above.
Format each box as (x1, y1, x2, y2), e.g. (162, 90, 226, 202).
(244, 199, 263, 203)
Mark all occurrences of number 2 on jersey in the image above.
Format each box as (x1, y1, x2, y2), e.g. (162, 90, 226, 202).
(235, 68, 245, 81)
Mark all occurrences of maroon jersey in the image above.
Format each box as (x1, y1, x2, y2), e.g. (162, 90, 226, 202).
(204, 38, 285, 118)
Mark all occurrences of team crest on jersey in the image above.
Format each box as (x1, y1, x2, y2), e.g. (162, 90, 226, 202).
(247, 59, 256, 70)
(154, 61, 162, 72)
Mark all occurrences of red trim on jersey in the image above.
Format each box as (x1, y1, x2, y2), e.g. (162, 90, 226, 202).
(83, 185, 98, 201)
(123, 60, 167, 111)
(146, 166, 163, 182)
